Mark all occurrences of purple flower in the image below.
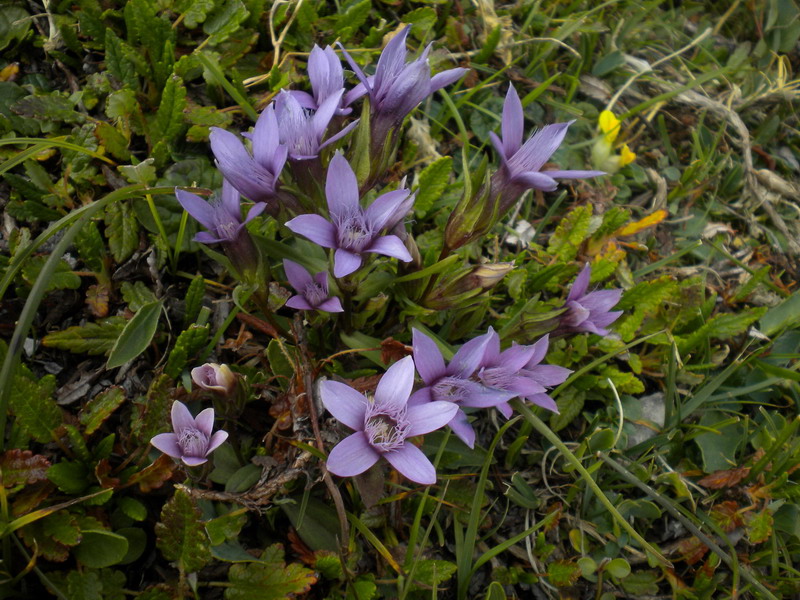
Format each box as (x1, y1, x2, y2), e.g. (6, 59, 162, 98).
(176, 180, 264, 245)
(290, 45, 354, 116)
(559, 264, 623, 336)
(321, 356, 458, 485)
(191, 363, 237, 395)
(285, 153, 413, 278)
(408, 329, 515, 448)
(341, 26, 467, 138)
(275, 90, 359, 160)
(516, 335, 571, 414)
(209, 104, 288, 205)
(150, 401, 228, 466)
(283, 259, 343, 313)
(489, 85, 604, 200)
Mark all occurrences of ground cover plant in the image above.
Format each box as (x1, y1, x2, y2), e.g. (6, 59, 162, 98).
(1, 0, 799, 598)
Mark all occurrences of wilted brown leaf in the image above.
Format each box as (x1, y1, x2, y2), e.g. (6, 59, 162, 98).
(0, 449, 51, 486)
(128, 455, 176, 493)
(710, 500, 744, 532)
(697, 465, 750, 489)
(380, 337, 412, 364)
(676, 536, 709, 565)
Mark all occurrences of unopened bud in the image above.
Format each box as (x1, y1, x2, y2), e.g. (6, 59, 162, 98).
(191, 363, 237, 395)
(423, 263, 513, 310)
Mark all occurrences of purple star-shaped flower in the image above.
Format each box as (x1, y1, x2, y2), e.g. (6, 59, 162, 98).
(150, 401, 228, 466)
(285, 153, 413, 278)
(341, 26, 467, 138)
(176, 179, 264, 246)
(559, 264, 623, 336)
(408, 329, 515, 448)
(321, 356, 458, 485)
(209, 104, 288, 205)
(283, 259, 343, 313)
(290, 45, 354, 116)
(489, 85, 604, 202)
(514, 334, 571, 414)
(275, 90, 359, 161)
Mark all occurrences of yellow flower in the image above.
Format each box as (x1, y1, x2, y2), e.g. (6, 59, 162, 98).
(599, 110, 621, 143)
(619, 144, 636, 167)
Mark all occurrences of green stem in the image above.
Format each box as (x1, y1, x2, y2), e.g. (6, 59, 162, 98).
(511, 401, 671, 568)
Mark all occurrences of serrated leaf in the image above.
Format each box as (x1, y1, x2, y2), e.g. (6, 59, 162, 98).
(105, 29, 138, 88)
(599, 366, 644, 394)
(546, 560, 581, 587)
(549, 388, 584, 432)
(80, 387, 126, 436)
(65, 569, 126, 600)
(156, 488, 211, 573)
(203, 0, 249, 47)
(9, 374, 62, 443)
(104, 201, 139, 262)
(131, 374, 173, 445)
(678, 307, 767, 354)
(164, 324, 210, 379)
(74, 220, 107, 275)
(152, 75, 187, 147)
(118, 158, 157, 185)
(184, 275, 206, 326)
(413, 559, 457, 586)
(120, 280, 157, 312)
(42, 317, 126, 356)
(547, 204, 592, 261)
(107, 300, 163, 369)
(225, 544, 317, 599)
(179, 0, 217, 28)
(206, 510, 247, 545)
(414, 156, 452, 217)
(21, 256, 81, 292)
(334, 0, 371, 39)
(0, 450, 51, 486)
(0, 6, 31, 52)
(95, 121, 131, 161)
(43, 511, 82, 546)
(11, 92, 84, 124)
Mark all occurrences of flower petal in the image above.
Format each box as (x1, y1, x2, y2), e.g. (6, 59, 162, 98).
(326, 432, 380, 477)
(325, 154, 360, 219)
(496, 401, 513, 419)
(365, 189, 411, 232)
(317, 297, 344, 312)
(412, 328, 447, 384)
(320, 380, 368, 430)
(285, 214, 338, 248)
(374, 26, 410, 92)
(288, 90, 317, 110)
(366, 235, 412, 262)
(182, 456, 208, 466)
(286, 295, 314, 310)
(542, 169, 606, 180)
(512, 171, 559, 192)
(283, 259, 313, 292)
(374, 355, 415, 411)
(333, 248, 363, 278)
(408, 387, 432, 406)
(205, 430, 229, 455)
(449, 330, 493, 378)
(319, 118, 360, 150)
(459, 384, 516, 408)
(406, 401, 459, 436)
(523, 365, 571, 387)
(525, 393, 559, 413)
(150, 433, 182, 458)
(252, 104, 280, 167)
(311, 90, 343, 141)
(568, 264, 591, 301)
(579, 289, 622, 312)
(429, 67, 468, 94)
(171, 401, 195, 433)
(511, 121, 571, 173)
(176, 189, 216, 231)
(384, 443, 436, 485)
(448, 409, 476, 449)
(488, 131, 507, 162)
(526, 334, 550, 368)
(501, 85, 524, 157)
(194, 408, 215, 438)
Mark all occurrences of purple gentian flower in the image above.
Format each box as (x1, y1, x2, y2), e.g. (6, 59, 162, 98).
(559, 264, 623, 336)
(283, 259, 343, 313)
(150, 401, 228, 466)
(341, 26, 467, 139)
(209, 104, 288, 206)
(191, 363, 237, 395)
(176, 180, 264, 246)
(476, 328, 554, 419)
(290, 45, 354, 116)
(408, 329, 515, 449)
(489, 85, 604, 203)
(515, 334, 571, 414)
(285, 153, 413, 278)
(275, 90, 359, 161)
(321, 356, 458, 485)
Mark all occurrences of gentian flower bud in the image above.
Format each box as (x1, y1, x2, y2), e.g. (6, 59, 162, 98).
(191, 363, 237, 395)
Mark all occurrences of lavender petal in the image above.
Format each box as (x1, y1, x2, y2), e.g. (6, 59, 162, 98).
(320, 380, 368, 430)
(326, 432, 380, 477)
(384, 443, 436, 485)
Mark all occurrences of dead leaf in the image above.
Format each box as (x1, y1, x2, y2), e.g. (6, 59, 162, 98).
(697, 465, 750, 489)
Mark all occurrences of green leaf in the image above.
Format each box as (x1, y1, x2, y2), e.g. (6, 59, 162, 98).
(225, 544, 317, 599)
(546, 560, 581, 587)
(118, 158, 157, 185)
(21, 256, 81, 292)
(42, 317, 127, 356)
(119, 497, 148, 522)
(266, 339, 295, 383)
(11, 92, 84, 124)
(546, 204, 592, 261)
(156, 488, 212, 573)
(9, 374, 61, 442)
(65, 568, 126, 600)
(80, 387, 126, 436)
(152, 74, 187, 147)
(184, 275, 206, 326)
(333, 0, 371, 40)
(164, 324, 210, 379)
(678, 307, 767, 354)
(74, 220, 107, 276)
(95, 122, 131, 161)
(413, 559, 457, 586)
(105, 30, 138, 88)
(414, 156, 452, 217)
(760, 291, 800, 336)
(179, 0, 217, 28)
(107, 300, 163, 369)
(605, 558, 631, 579)
(206, 510, 247, 545)
(224, 464, 261, 493)
(0, 6, 31, 51)
(694, 410, 745, 472)
(130, 373, 173, 445)
(203, 0, 250, 46)
(104, 201, 140, 262)
(120, 280, 157, 312)
(47, 461, 90, 494)
(74, 530, 129, 568)
(549, 388, 585, 432)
